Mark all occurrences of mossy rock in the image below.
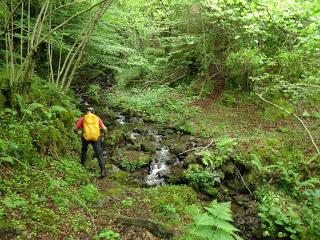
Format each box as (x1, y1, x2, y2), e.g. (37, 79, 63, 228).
(120, 151, 152, 172)
(165, 165, 185, 184)
(110, 148, 125, 165)
(110, 171, 131, 185)
(171, 141, 188, 155)
(183, 153, 197, 167)
(126, 144, 141, 151)
(202, 185, 218, 197)
(141, 140, 156, 153)
(222, 161, 236, 176)
(106, 128, 126, 146)
(134, 123, 148, 133)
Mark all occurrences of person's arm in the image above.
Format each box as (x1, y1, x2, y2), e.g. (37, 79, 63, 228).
(74, 117, 84, 133)
(99, 118, 108, 135)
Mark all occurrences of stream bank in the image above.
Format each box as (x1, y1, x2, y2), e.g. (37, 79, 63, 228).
(93, 107, 263, 240)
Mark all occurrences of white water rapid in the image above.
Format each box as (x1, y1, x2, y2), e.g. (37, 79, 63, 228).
(146, 147, 171, 186)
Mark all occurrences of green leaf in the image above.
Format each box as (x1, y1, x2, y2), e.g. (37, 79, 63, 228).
(206, 200, 233, 221)
(212, 229, 235, 240)
(50, 105, 68, 113)
(28, 103, 45, 112)
(302, 111, 310, 118)
(191, 225, 214, 239)
(0, 156, 14, 164)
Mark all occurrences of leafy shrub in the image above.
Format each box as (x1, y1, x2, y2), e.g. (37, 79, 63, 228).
(184, 164, 216, 196)
(219, 93, 236, 107)
(255, 186, 320, 240)
(146, 185, 197, 216)
(107, 86, 196, 125)
(226, 48, 266, 91)
(80, 184, 100, 203)
(121, 197, 133, 208)
(87, 84, 101, 104)
(187, 200, 243, 240)
(94, 228, 120, 240)
(120, 154, 149, 172)
(197, 137, 237, 170)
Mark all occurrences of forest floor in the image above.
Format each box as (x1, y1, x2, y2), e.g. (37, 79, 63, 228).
(1, 87, 319, 240)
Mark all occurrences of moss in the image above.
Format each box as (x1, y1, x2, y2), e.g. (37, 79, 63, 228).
(110, 171, 130, 185)
(120, 151, 151, 172)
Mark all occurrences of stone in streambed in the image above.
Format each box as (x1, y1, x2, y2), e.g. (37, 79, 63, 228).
(141, 140, 156, 153)
(165, 165, 185, 184)
(105, 128, 126, 146)
(171, 141, 188, 155)
(182, 153, 197, 168)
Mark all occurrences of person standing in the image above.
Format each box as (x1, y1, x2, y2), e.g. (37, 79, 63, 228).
(75, 107, 107, 178)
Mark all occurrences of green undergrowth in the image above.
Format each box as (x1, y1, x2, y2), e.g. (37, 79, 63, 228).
(108, 85, 320, 239)
(107, 86, 199, 134)
(0, 156, 99, 239)
(0, 79, 99, 238)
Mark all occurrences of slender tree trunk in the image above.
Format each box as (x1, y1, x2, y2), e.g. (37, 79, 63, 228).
(62, 1, 113, 92)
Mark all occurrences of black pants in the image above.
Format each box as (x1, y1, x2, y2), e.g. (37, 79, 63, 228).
(81, 137, 106, 176)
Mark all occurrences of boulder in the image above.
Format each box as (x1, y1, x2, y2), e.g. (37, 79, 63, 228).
(105, 128, 125, 146)
(171, 140, 188, 155)
(182, 153, 197, 168)
(141, 140, 156, 153)
(165, 165, 185, 184)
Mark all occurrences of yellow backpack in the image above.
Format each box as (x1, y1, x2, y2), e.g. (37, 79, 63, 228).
(83, 113, 100, 141)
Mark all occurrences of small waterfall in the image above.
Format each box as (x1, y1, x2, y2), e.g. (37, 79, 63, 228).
(146, 147, 171, 186)
(116, 113, 126, 125)
(130, 132, 140, 140)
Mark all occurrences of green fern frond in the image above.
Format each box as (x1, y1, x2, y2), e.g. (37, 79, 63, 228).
(189, 200, 242, 240)
(191, 225, 214, 239)
(28, 103, 45, 112)
(206, 200, 233, 221)
(50, 105, 68, 113)
(212, 229, 236, 240)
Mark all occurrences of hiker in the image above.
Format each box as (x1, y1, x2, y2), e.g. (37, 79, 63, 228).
(75, 107, 107, 178)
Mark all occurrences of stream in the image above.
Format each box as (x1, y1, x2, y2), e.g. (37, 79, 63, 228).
(88, 106, 262, 239)
(115, 113, 172, 186)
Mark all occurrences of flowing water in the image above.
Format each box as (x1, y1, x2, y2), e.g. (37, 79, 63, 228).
(116, 112, 126, 125)
(114, 113, 172, 186)
(146, 147, 171, 186)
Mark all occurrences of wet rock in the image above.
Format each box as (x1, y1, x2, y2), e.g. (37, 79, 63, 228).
(125, 132, 142, 146)
(126, 144, 141, 151)
(106, 128, 126, 146)
(182, 153, 197, 167)
(164, 165, 185, 184)
(141, 140, 156, 153)
(171, 141, 188, 155)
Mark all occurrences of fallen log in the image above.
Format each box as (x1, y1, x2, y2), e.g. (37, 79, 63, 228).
(114, 215, 174, 239)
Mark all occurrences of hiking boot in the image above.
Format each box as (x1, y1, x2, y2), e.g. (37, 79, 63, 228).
(99, 169, 106, 179)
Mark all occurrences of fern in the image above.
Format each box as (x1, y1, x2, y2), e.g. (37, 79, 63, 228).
(50, 105, 68, 114)
(28, 103, 45, 112)
(188, 200, 243, 240)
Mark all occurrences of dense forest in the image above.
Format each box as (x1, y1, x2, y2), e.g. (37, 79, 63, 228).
(0, 0, 319, 239)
